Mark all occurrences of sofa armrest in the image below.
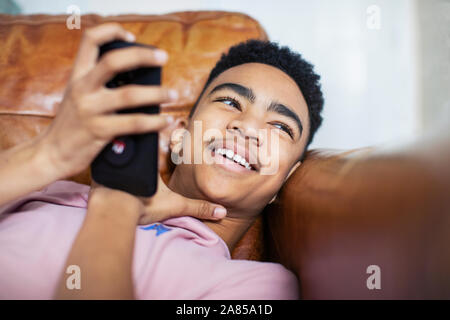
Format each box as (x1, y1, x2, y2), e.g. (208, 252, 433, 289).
(264, 135, 450, 299)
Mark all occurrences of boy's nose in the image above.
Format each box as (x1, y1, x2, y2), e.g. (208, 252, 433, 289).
(226, 125, 261, 147)
(227, 112, 266, 146)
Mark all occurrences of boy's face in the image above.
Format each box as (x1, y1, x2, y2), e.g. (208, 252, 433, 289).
(170, 62, 309, 214)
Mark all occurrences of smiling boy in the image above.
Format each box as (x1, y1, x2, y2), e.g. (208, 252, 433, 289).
(169, 40, 324, 252)
(0, 24, 323, 299)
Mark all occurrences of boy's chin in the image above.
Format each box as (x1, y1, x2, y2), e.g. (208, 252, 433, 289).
(195, 178, 241, 204)
(199, 184, 237, 204)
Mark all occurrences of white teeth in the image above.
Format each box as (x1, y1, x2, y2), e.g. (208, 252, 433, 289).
(214, 147, 252, 170)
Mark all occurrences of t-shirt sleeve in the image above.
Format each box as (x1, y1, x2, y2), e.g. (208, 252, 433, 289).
(201, 262, 300, 300)
(0, 194, 35, 216)
(0, 180, 89, 217)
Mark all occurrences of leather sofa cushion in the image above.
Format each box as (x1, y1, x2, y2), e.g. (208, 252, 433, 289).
(0, 11, 268, 260)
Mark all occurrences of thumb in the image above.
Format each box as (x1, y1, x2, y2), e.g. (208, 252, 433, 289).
(182, 198, 227, 220)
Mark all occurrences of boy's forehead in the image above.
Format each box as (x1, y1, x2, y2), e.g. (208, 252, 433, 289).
(205, 63, 309, 129)
(213, 63, 297, 88)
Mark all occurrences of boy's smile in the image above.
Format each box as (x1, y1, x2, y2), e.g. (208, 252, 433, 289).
(169, 62, 309, 215)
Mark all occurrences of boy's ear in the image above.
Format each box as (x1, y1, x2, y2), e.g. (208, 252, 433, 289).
(168, 117, 188, 152)
(268, 161, 302, 204)
(285, 161, 301, 182)
(159, 116, 188, 172)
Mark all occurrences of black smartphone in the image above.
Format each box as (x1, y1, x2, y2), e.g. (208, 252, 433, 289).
(91, 40, 161, 197)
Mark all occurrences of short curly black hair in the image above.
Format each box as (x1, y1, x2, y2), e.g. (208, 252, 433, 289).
(189, 39, 324, 154)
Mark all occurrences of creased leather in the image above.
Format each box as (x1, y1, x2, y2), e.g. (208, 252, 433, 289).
(0, 11, 268, 261)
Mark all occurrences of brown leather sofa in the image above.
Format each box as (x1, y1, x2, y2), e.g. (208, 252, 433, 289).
(1, 11, 449, 299)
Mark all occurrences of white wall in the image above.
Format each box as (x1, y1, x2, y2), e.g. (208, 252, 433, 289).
(14, 0, 422, 150)
(417, 0, 450, 133)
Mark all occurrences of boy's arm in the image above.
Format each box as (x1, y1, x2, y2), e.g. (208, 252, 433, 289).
(54, 172, 228, 300)
(54, 186, 142, 300)
(0, 134, 63, 207)
(0, 23, 173, 209)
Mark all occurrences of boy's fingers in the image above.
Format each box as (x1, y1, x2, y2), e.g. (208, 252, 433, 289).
(71, 23, 135, 81)
(181, 198, 227, 220)
(90, 114, 173, 139)
(86, 86, 177, 115)
(86, 47, 168, 88)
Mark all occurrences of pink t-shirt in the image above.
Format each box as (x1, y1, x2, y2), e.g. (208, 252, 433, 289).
(0, 180, 299, 300)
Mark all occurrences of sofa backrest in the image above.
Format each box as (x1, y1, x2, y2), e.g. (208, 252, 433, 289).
(0, 11, 268, 260)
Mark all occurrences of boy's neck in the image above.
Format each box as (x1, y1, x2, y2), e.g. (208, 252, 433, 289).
(168, 170, 259, 253)
(202, 215, 256, 253)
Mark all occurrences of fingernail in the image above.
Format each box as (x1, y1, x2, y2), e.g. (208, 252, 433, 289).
(169, 89, 178, 101)
(213, 207, 227, 219)
(154, 50, 168, 62)
(125, 32, 136, 42)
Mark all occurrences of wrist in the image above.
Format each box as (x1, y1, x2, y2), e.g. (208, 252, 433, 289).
(88, 188, 143, 223)
(32, 133, 67, 182)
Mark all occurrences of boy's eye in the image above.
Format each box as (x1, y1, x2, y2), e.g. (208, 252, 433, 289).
(214, 97, 242, 111)
(213, 97, 294, 139)
(271, 122, 294, 138)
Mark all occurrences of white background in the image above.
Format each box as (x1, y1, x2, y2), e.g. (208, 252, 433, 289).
(14, 0, 447, 150)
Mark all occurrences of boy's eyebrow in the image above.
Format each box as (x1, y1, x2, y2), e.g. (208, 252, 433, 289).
(208, 82, 303, 137)
(267, 101, 303, 136)
(208, 82, 256, 103)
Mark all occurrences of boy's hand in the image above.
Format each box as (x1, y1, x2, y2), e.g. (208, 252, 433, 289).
(138, 174, 227, 225)
(87, 180, 144, 222)
(88, 175, 227, 225)
(38, 23, 177, 181)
